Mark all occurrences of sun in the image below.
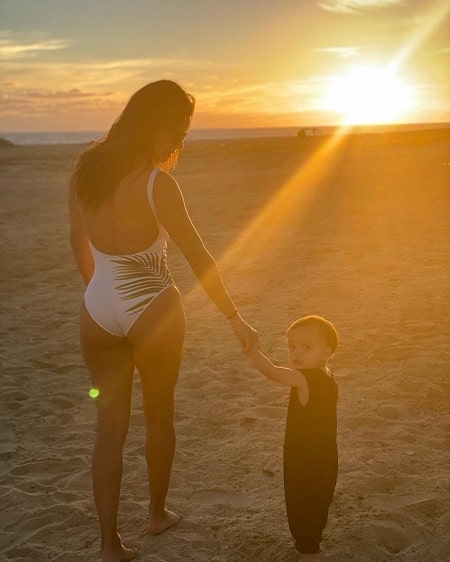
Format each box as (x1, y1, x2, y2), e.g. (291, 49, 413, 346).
(320, 65, 414, 125)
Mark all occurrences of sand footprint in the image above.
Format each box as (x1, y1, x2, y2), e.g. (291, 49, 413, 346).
(362, 521, 411, 555)
(375, 404, 401, 420)
(0, 423, 15, 455)
(243, 406, 285, 420)
(346, 414, 387, 430)
(191, 487, 250, 509)
(363, 492, 437, 511)
(144, 520, 217, 562)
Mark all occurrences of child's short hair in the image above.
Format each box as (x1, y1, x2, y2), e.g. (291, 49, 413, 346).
(287, 315, 339, 353)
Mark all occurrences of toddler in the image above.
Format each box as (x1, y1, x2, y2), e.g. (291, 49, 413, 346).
(247, 315, 339, 561)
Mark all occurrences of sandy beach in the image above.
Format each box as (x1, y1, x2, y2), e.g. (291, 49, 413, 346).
(0, 128, 449, 561)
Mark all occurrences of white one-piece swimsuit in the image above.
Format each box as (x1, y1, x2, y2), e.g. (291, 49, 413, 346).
(84, 168, 174, 336)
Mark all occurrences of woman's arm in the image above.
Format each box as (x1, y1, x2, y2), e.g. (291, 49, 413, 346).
(247, 344, 309, 405)
(154, 171, 257, 350)
(68, 180, 94, 285)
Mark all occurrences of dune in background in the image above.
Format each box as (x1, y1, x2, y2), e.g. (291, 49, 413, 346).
(0, 128, 449, 561)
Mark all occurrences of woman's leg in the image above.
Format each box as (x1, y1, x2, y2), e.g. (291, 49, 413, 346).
(128, 286, 185, 534)
(80, 304, 137, 562)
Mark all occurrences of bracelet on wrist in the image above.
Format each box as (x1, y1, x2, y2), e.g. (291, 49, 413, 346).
(226, 310, 239, 321)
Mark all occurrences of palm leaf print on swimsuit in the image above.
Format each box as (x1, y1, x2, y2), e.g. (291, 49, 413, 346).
(112, 253, 172, 316)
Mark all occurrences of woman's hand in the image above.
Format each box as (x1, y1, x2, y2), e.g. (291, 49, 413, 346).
(229, 313, 258, 352)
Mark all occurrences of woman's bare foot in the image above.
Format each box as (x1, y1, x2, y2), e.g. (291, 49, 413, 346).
(148, 508, 182, 535)
(101, 533, 138, 562)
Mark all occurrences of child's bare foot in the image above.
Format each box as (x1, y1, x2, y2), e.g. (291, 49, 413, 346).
(148, 508, 181, 535)
(101, 533, 137, 562)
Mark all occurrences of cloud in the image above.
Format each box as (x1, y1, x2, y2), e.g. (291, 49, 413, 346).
(318, 0, 403, 14)
(0, 86, 114, 109)
(195, 78, 328, 116)
(0, 55, 225, 125)
(0, 30, 69, 59)
(314, 46, 360, 58)
(0, 55, 221, 92)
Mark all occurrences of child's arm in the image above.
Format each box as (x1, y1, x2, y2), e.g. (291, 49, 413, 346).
(247, 344, 309, 406)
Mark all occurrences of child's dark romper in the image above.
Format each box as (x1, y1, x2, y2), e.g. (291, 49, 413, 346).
(283, 368, 338, 554)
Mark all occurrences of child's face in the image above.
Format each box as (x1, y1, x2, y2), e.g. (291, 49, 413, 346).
(287, 325, 332, 371)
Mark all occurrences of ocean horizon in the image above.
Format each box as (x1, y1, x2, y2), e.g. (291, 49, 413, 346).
(1, 122, 448, 146)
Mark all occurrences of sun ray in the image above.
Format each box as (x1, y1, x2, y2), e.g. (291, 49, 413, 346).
(218, 129, 350, 268)
(180, 1, 449, 314)
(181, 127, 352, 313)
(389, 1, 450, 73)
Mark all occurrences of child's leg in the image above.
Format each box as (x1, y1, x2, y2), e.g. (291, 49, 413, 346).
(284, 474, 323, 553)
(283, 453, 336, 555)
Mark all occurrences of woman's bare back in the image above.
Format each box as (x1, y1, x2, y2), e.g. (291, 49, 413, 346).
(82, 167, 160, 255)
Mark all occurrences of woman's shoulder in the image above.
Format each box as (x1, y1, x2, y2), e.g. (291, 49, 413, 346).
(154, 169, 179, 188)
(153, 170, 183, 206)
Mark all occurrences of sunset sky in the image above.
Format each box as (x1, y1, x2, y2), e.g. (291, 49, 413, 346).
(1, 0, 449, 132)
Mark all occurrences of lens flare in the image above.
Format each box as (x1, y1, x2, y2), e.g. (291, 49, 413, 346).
(89, 388, 100, 399)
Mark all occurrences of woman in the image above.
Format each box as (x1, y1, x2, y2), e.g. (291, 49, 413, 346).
(69, 80, 257, 562)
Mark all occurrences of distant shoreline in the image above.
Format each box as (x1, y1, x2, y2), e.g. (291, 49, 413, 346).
(1, 124, 448, 153)
(1, 121, 449, 146)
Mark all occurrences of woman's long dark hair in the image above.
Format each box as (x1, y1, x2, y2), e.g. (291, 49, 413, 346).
(73, 80, 195, 208)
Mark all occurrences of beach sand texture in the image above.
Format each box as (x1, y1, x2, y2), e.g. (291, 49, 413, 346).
(1, 129, 449, 561)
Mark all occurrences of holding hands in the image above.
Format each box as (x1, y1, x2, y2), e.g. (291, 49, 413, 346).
(228, 312, 258, 353)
